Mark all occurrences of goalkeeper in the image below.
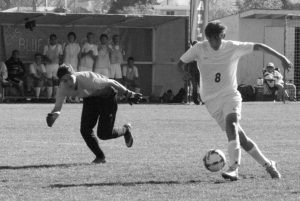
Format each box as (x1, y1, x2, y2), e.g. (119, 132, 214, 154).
(46, 64, 142, 164)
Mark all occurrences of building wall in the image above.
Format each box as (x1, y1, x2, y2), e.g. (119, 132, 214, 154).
(153, 18, 187, 96)
(220, 16, 293, 86)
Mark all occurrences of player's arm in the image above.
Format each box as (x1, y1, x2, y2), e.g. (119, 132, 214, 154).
(98, 79, 142, 105)
(46, 87, 66, 127)
(253, 43, 292, 71)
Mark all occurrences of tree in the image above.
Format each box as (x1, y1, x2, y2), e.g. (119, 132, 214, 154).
(108, 0, 158, 14)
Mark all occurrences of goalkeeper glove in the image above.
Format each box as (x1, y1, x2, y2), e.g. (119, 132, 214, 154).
(125, 90, 143, 105)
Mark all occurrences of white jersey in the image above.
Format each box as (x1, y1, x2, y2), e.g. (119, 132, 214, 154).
(180, 40, 254, 102)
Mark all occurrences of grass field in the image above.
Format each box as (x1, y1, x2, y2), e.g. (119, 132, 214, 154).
(0, 102, 299, 201)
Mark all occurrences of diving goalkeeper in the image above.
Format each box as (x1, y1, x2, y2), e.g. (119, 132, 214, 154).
(46, 64, 142, 163)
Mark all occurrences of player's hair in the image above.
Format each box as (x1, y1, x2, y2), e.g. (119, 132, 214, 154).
(57, 64, 74, 80)
(12, 49, 19, 55)
(204, 21, 227, 38)
(49, 33, 57, 39)
(86, 32, 94, 38)
(34, 52, 43, 58)
(100, 34, 108, 40)
(112, 34, 119, 40)
(127, 56, 134, 62)
(67, 32, 76, 40)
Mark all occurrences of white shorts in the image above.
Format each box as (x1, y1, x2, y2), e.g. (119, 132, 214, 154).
(95, 68, 109, 78)
(109, 63, 122, 79)
(205, 91, 242, 131)
(45, 63, 59, 79)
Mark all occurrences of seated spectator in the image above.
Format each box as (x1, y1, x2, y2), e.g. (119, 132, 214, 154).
(161, 89, 174, 103)
(28, 53, 47, 99)
(122, 57, 140, 93)
(264, 62, 295, 101)
(172, 88, 186, 103)
(5, 50, 25, 97)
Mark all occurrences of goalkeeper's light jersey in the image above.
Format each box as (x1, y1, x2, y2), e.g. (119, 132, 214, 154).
(180, 40, 254, 102)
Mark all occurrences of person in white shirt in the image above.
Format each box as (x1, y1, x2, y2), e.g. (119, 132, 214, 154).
(122, 57, 140, 93)
(94, 34, 110, 77)
(109, 34, 124, 82)
(43, 34, 63, 99)
(0, 61, 8, 99)
(178, 21, 292, 181)
(29, 53, 46, 99)
(79, 32, 98, 72)
(63, 32, 81, 72)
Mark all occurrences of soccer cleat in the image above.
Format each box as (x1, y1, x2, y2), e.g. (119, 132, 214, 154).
(221, 167, 239, 181)
(92, 157, 106, 164)
(265, 160, 281, 179)
(123, 123, 133, 148)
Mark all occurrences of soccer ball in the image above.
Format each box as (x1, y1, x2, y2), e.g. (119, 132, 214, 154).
(203, 149, 226, 172)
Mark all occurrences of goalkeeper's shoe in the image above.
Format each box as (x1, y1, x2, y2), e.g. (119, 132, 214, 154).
(123, 123, 133, 148)
(92, 157, 106, 164)
(265, 160, 281, 179)
(222, 166, 239, 181)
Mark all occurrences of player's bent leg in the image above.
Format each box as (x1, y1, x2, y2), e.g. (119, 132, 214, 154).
(97, 95, 133, 147)
(238, 125, 281, 179)
(222, 113, 241, 181)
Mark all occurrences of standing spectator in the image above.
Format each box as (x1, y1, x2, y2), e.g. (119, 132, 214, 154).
(109, 34, 124, 82)
(43, 34, 63, 99)
(0, 61, 8, 99)
(94, 34, 110, 77)
(5, 50, 25, 97)
(122, 57, 140, 93)
(29, 53, 46, 99)
(63, 32, 81, 72)
(79, 32, 98, 72)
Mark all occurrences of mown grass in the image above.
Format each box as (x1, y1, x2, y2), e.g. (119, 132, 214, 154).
(0, 102, 299, 201)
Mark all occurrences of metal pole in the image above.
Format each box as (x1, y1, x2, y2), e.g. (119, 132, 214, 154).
(283, 15, 288, 104)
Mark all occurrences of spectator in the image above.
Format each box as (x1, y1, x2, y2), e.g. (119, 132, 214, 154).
(79, 32, 98, 72)
(161, 89, 174, 103)
(94, 34, 110, 77)
(264, 62, 295, 101)
(63, 32, 81, 72)
(109, 34, 124, 82)
(0, 61, 8, 83)
(43, 34, 63, 99)
(29, 53, 46, 99)
(0, 61, 8, 99)
(122, 57, 140, 93)
(5, 50, 25, 97)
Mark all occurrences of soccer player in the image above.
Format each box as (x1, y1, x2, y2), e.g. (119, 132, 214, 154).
(178, 21, 291, 181)
(79, 32, 98, 72)
(63, 32, 81, 72)
(46, 64, 142, 163)
(43, 34, 63, 99)
(94, 34, 110, 77)
(109, 34, 124, 82)
(28, 53, 46, 99)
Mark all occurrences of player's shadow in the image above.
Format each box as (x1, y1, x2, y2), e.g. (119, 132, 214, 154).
(49, 179, 228, 188)
(0, 163, 90, 170)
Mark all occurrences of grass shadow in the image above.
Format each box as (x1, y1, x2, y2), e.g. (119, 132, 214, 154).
(49, 179, 205, 188)
(0, 163, 90, 170)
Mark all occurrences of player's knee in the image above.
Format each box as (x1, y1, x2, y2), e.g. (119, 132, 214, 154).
(45, 78, 53, 87)
(53, 79, 59, 86)
(97, 130, 111, 140)
(80, 127, 94, 138)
